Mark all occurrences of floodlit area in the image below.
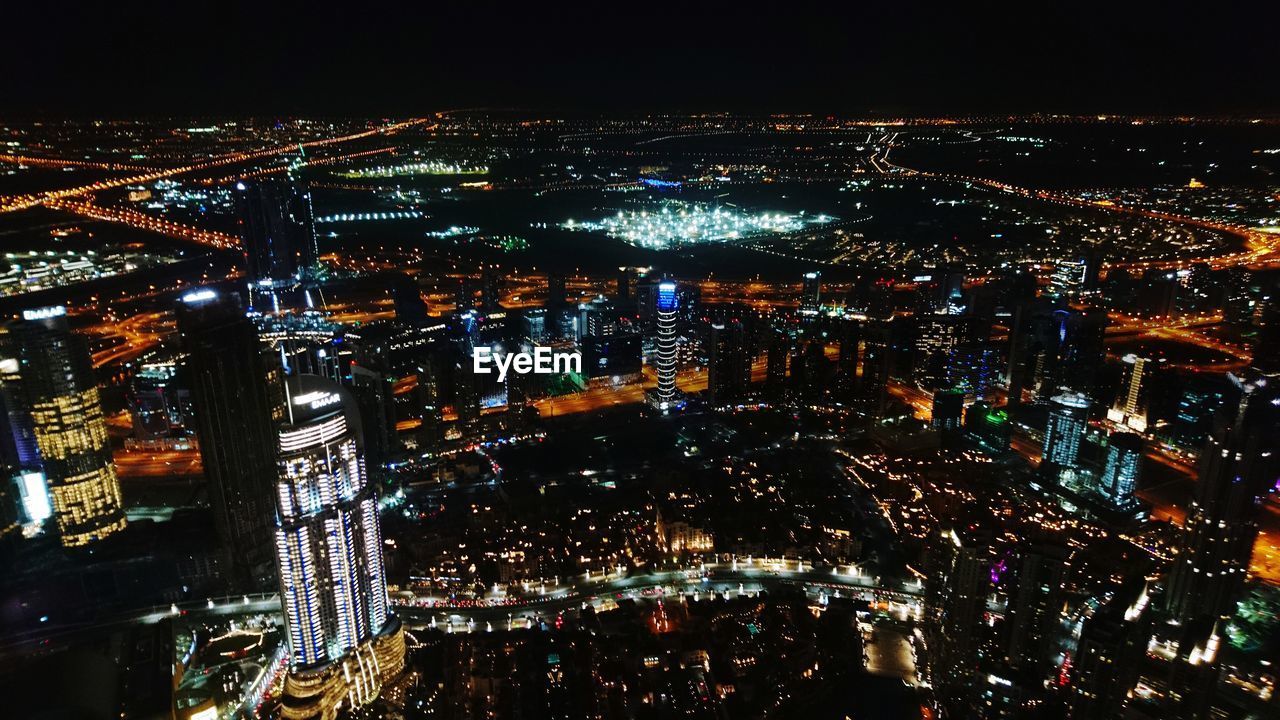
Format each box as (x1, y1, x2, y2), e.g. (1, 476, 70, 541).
(562, 200, 833, 249)
(864, 625, 920, 686)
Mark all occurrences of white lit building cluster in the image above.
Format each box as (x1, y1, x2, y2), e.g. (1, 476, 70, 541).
(337, 160, 488, 178)
(563, 201, 832, 249)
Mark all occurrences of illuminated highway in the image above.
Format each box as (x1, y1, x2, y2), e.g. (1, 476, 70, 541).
(113, 448, 202, 479)
(45, 198, 239, 249)
(870, 138, 1280, 271)
(0, 560, 927, 663)
(0, 117, 437, 214)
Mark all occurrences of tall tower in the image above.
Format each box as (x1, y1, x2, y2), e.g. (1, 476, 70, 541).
(1042, 308, 1108, 399)
(1107, 354, 1159, 432)
(234, 178, 320, 310)
(176, 289, 284, 589)
(1067, 578, 1153, 719)
(800, 272, 821, 314)
(923, 526, 992, 699)
(1097, 431, 1143, 510)
(764, 325, 790, 404)
(0, 306, 125, 547)
(1005, 544, 1069, 675)
(651, 281, 680, 412)
(707, 319, 749, 407)
(274, 375, 403, 720)
(1164, 367, 1279, 625)
(1043, 391, 1091, 472)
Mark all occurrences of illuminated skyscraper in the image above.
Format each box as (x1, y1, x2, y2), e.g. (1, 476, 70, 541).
(707, 319, 750, 407)
(274, 374, 403, 720)
(1165, 367, 1279, 625)
(764, 325, 790, 404)
(234, 178, 321, 310)
(1048, 258, 1088, 299)
(800, 271, 821, 314)
(0, 306, 125, 546)
(931, 386, 965, 433)
(176, 289, 284, 589)
(1005, 544, 1069, 675)
(1067, 578, 1152, 719)
(963, 401, 1011, 453)
(923, 525, 992, 702)
(650, 281, 680, 411)
(1043, 391, 1091, 472)
(947, 341, 999, 399)
(1097, 431, 1143, 510)
(1107, 353, 1160, 432)
(1039, 308, 1108, 400)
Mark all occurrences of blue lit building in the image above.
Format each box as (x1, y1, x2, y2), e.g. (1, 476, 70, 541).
(650, 281, 681, 411)
(1097, 431, 1143, 510)
(1043, 391, 1091, 473)
(947, 341, 999, 400)
(800, 272, 821, 315)
(1160, 383, 1224, 454)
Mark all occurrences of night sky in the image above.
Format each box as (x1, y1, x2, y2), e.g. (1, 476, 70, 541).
(2, 3, 1277, 116)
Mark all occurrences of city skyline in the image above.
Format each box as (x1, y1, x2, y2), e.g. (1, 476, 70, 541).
(1, 10, 1279, 719)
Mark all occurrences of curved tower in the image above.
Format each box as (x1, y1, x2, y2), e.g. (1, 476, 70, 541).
(653, 280, 679, 411)
(273, 375, 402, 720)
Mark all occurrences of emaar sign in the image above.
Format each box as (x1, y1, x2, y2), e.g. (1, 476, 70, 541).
(473, 346, 581, 381)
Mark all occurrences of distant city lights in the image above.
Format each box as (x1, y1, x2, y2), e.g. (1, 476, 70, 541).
(561, 200, 834, 249)
(337, 160, 489, 178)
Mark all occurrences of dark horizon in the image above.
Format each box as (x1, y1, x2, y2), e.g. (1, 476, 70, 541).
(3, 3, 1278, 117)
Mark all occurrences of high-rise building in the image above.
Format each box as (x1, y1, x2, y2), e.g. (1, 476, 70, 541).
(390, 273, 428, 325)
(923, 526, 992, 699)
(963, 401, 1012, 453)
(1107, 354, 1161, 432)
(931, 386, 965, 433)
(582, 333, 642, 379)
(788, 338, 829, 404)
(0, 306, 126, 546)
(1164, 366, 1279, 625)
(764, 326, 790, 404)
(546, 272, 567, 308)
(1160, 381, 1224, 454)
(800, 271, 821, 314)
(176, 289, 284, 589)
(1137, 269, 1179, 318)
(1162, 614, 1228, 717)
(480, 265, 501, 311)
(1049, 258, 1089, 299)
(947, 341, 1000, 399)
(914, 315, 983, 370)
(578, 296, 618, 338)
(1043, 391, 1091, 473)
(857, 321, 896, 419)
(1096, 431, 1143, 510)
(1005, 544, 1069, 675)
(935, 264, 966, 310)
(707, 319, 750, 407)
(650, 281, 680, 411)
(274, 375, 404, 720)
(349, 364, 398, 475)
(1038, 308, 1108, 400)
(521, 308, 548, 344)
(129, 361, 191, 444)
(616, 266, 635, 303)
(234, 178, 320, 310)
(1067, 579, 1153, 719)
